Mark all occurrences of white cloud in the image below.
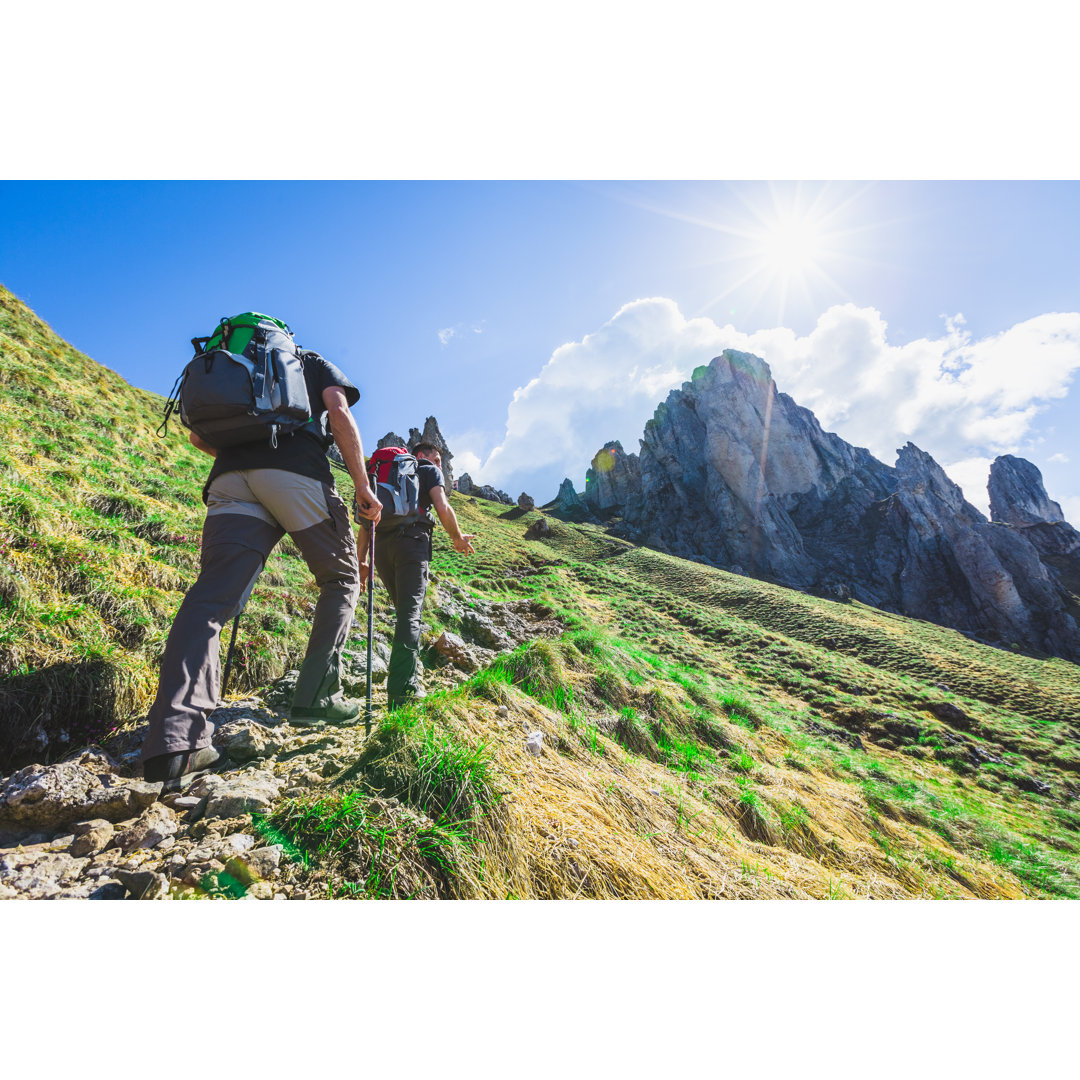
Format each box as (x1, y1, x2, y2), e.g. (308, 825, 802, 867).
(1049, 452, 1070, 464)
(1061, 496, 1080, 528)
(438, 321, 484, 347)
(473, 298, 1080, 505)
(940, 457, 994, 516)
(454, 448, 482, 476)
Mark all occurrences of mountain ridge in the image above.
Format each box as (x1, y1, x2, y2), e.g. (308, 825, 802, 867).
(572, 348, 1080, 662)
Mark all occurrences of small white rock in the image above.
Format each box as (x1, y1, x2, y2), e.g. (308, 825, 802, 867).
(526, 731, 544, 757)
(221, 833, 256, 856)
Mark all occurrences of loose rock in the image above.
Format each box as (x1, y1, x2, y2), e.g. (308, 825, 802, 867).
(69, 819, 115, 858)
(115, 803, 179, 853)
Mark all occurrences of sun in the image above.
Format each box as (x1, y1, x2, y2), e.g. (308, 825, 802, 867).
(757, 213, 824, 276)
(607, 180, 876, 326)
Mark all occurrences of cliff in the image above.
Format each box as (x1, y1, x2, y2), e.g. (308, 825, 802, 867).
(584, 350, 1080, 661)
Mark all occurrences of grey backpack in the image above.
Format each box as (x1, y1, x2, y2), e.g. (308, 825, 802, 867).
(159, 312, 314, 450)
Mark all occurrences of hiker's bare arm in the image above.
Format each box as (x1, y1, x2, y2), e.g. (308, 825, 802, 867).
(323, 386, 381, 524)
(428, 486, 475, 554)
(188, 430, 217, 457)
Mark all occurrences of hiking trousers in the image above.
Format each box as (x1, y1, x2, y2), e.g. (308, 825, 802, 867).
(373, 525, 432, 703)
(141, 469, 361, 761)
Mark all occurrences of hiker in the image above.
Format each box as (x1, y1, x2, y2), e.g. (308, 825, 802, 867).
(358, 442, 475, 708)
(142, 321, 382, 789)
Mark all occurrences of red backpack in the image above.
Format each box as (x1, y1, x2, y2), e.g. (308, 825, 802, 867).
(368, 446, 424, 528)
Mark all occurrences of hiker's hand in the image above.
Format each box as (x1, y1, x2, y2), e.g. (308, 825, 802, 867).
(351, 496, 381, 527)
(356, 489, 382, 525)
(358, 562, 372, 587)
(453, 533, 476, 554)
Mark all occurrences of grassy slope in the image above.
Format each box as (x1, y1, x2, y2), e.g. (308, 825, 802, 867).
(3, 284, 1080, 898)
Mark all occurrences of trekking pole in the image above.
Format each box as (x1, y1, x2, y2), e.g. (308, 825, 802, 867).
(221, 612, 242, 701)
(365, 526, 375, 737)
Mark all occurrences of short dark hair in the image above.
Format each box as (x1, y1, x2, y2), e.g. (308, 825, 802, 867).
(414, 442, 441, 457)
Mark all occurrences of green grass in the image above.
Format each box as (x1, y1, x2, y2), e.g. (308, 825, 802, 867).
(266, 790, 475, 899)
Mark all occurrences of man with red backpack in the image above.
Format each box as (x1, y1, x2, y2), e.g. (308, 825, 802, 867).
(360, 441, 475, 708)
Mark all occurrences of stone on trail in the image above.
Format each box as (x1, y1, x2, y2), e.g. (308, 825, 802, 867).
(215, 719, 285, 762)
(69, 819, 116, 858)
(115, 803, 179, 853)
(221, 833, 256, 857)
(223, 845, 283, 889)
(192, 772, 284, 819)
(114, 868, 170, 900)
(526, 731, 544, 757)
(432, 631, 480, 672)
(0, 758, 161, 833)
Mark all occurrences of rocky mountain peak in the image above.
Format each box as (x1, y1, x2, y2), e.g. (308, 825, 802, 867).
(584, 441, 641, 517)
(553, 478, 590, 522)
(988, 454, 1065, 526)
(582, 352, 1080, 662)
(375, 417, 454, 489)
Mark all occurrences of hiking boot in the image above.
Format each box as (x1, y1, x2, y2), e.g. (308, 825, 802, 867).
(143, 745, 227, 793)
(386, 689, 426, 710)
(290, 698, 362, 727)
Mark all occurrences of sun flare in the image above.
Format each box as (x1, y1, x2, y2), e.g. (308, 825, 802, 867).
(758, 214, 824, 276)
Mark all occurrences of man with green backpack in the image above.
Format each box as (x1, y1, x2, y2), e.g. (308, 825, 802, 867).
(143, 313, 382, 790)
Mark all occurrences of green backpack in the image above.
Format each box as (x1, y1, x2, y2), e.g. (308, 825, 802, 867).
(160, 312, 315, 450)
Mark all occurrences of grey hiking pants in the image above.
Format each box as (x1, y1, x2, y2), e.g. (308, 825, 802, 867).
(373, 525, 432, 703)
(141, 469, 360, 761)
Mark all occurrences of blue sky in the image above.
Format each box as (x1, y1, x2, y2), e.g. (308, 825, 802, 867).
(3, 180, 1080, 518)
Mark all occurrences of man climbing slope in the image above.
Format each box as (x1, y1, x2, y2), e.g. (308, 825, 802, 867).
(142, 314, 382, 789)
(358, 441, 475, 708)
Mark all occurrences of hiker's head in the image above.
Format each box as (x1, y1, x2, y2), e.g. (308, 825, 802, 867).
(414, 442, 442, 467)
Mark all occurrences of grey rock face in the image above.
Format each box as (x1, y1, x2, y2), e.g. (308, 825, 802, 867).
(585, 349, 1080, 661)
(378, 421, 455, 489)
(456, 473, 513, 504)
(517, 493, 535, 511)
(552, 478, 590, 521)
(989, 455, 1065, 525)
(584, 442, 642, 519)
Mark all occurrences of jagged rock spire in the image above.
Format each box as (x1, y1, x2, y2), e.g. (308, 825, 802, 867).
(376, 417, 455, 490)
(407, 416, 455, 490)
(988, 455, 1066, 526)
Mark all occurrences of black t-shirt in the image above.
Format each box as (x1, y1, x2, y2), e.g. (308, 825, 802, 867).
(203, 352, 360, 501)
(417, 461, 444, 513)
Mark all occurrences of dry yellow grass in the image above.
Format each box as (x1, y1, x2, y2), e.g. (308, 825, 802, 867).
(382, 688, 1026, 900)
